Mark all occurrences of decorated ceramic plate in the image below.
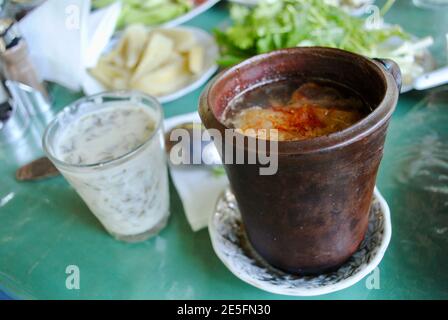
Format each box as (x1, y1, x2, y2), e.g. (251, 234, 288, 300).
(209, 187, 392, 296)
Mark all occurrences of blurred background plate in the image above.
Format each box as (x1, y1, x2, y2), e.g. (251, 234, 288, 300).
(227, 0, 375, 16)
(82, 26, 219, 104)
(401, 48, 436, 92)
(92, 0, 221, 29)
(162, 0, 221, 27)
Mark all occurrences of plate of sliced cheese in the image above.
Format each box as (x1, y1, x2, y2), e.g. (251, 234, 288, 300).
(83, 25, 219, 103)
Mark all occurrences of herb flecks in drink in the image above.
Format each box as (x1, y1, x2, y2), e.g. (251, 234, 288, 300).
(57, 105, 155, 165)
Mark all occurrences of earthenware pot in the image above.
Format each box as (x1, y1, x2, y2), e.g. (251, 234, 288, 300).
(199, 47, 401, 275)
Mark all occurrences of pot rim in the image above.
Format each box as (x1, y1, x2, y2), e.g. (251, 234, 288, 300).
(199, 47, 399, 154)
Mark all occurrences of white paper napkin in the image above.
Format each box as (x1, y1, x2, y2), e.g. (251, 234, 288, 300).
(84, 2, 121, 68)
(164, 112, 229, 232)
(18, 0, 121, 91)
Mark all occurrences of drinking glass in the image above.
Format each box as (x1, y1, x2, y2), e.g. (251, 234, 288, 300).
(43, 91, 170, 242)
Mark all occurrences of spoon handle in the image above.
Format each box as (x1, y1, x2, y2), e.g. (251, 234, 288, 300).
(414, 66, 448, 90)
(16, 156, 60, 181)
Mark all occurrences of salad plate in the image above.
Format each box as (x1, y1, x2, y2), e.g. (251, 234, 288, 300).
(162, 0, 221, 28)
(93, 0, 221, 29)
(227, 0, 375, 15)
(82, 26, 219, 104)
(389, 38, 436, 93)
(336, 0, 375, 16)
(400, 49, 436, 93)
(209, 187, 392, 296)
(216, 0, 435, 93)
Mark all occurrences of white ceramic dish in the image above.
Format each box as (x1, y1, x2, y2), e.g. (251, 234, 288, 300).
(227, 0, 374, 16)
(226, 0, 258, 6)
(342, 0, 375, 16)
(400, 49, 436, 93)
(209, 187, 392, 296)
(82, 27, 219, 104)
(162, 0, 221, 27)
(401, 50, 436, 93)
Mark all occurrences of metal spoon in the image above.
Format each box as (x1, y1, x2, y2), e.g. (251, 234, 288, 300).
(16, 156, 59, 181)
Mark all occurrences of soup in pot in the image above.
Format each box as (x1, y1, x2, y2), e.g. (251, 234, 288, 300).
(224, 80, 369, 141)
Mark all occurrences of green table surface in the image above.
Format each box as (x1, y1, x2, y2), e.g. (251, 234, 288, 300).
(1, 0, 448, 299)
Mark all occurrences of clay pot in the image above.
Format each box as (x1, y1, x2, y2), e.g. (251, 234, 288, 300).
(199, 47, 401, 275)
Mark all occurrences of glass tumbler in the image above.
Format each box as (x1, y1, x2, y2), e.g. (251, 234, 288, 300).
(43, 91, 170, 242)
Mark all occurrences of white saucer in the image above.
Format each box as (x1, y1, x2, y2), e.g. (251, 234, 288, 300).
(209, 187, 392, 296)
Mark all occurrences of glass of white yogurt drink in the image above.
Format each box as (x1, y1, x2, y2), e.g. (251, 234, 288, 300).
(43, 91, 170, 242)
